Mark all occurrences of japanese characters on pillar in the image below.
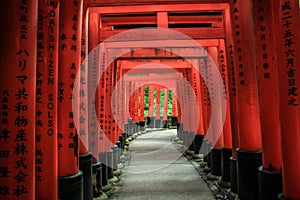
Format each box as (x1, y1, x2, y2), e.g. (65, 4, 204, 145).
(58, 0, 83, 177)
(190, 60, 204, 135)
(223, 6, 239, 157)
(207, 47, 223, 148)
(79, 0, 89, 156)
(36, 0, 59, 199)
(132, 84, 139, 123)
(275, 0, 300, 198)
(99, 40, 106, 153)
(199, 58, 209, 136)
(229, 0, 262, 151)
(252, 0, 282, 171)
(104, 63, 114, 148)
(182, 69, 190, 130)
(88, 12, 100, 159)
(218, 40, 232, 149)
(0, 1, 37, 199)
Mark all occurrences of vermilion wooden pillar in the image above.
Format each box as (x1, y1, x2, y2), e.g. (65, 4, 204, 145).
(207, 47, 224, 149)
(207, 46, 223, 176)
(139, 86, 145, 131)
(0, 1, 37, 199)
(58, 0, 83, 199)
(132, 87, 139, 123)
(104, 64, 114, 148)
(251, 0, 283, 199)
(189, 61, 204, 154)
(36, 1, 59, 199)
(87, 10, 100, 200)
(223, 6, 240, 193)
(155, 86, 161, 128)
(229, 1, 262, 199)
(218, 40, 233, 184)
(148, 85, 155, 128)
(79, 0, 89, 157)
(87, 12, 99, 161)
(199, 58, 209, 137)
(171, 90, 177, 117)
(274, 0, 300, 199)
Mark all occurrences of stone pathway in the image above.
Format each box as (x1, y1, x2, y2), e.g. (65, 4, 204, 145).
(111, 129, 215, 200)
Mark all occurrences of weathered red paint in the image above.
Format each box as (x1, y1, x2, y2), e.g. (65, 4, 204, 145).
(36, 0, 59, 199)
(218, 40, 232, 149)
(223, 6, 239, 158)
(229, 0, 262, 152)
(0, 1, 37, 199)
(207, 46, 223, 148)
(252, 0, 282, 172)
(274, 0, 300, 198)
(58, 0, 83, 177)
(140, 87, 145, 122)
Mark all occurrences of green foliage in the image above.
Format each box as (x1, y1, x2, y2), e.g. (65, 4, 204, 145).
(143, 86, 174, 117)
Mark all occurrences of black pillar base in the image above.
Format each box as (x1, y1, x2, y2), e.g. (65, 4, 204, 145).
(99, 152, 108, 187)
(278, 193, 287, 200)
(162, 120, 168, 128)
(221, 148, 232, 182)
(258, 166, 283, 200)
(177, 123, 184, 140)
(210, 148, 222, 176)
(188, 132, 195, 151)
(111, 145, 119, 170)
(155, 119, 161, 128)
(147, 117, 155, 128)
(139, 121, 145, 131)
(106, 151, 114, 179)
(92, 162, 102, 197)
(116, 141, 121, 164)
(193, 134, 204, 154)
(230, 157, 238, 193)
(79, 152, 93, 200)
(237, 149, 262, 200)
(171, 116, 178, 126)
(58, 171, 83, 200)
(183, 131, 189, 147)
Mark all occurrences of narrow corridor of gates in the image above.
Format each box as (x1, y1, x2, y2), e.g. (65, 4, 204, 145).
(1, 1, 300, 200)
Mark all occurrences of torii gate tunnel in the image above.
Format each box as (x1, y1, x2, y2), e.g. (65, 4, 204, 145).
(0, 1, 300, 200)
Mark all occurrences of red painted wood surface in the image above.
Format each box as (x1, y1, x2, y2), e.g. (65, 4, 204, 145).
(58, 0, 83, 177)
(36, 0, 59, 198)
(0, 1, 37, 199)
(148, 86, 154, 118)
(88, 12, 100, 159)
(79, 0, 89, 156)
(218, 40, 232, 149)
(275, 0, 300, 198)
(252, 0, 282, 172)
(207, 47, 223, 148)
(140, 87, 145, 122)
(229, 0, 262, 152)
(223, 6, 239, 158)
(156, 86, 161, 119)
(190, 61, 204, 134)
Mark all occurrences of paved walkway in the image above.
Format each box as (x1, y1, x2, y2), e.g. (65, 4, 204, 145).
(112, 129, 215, 200)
